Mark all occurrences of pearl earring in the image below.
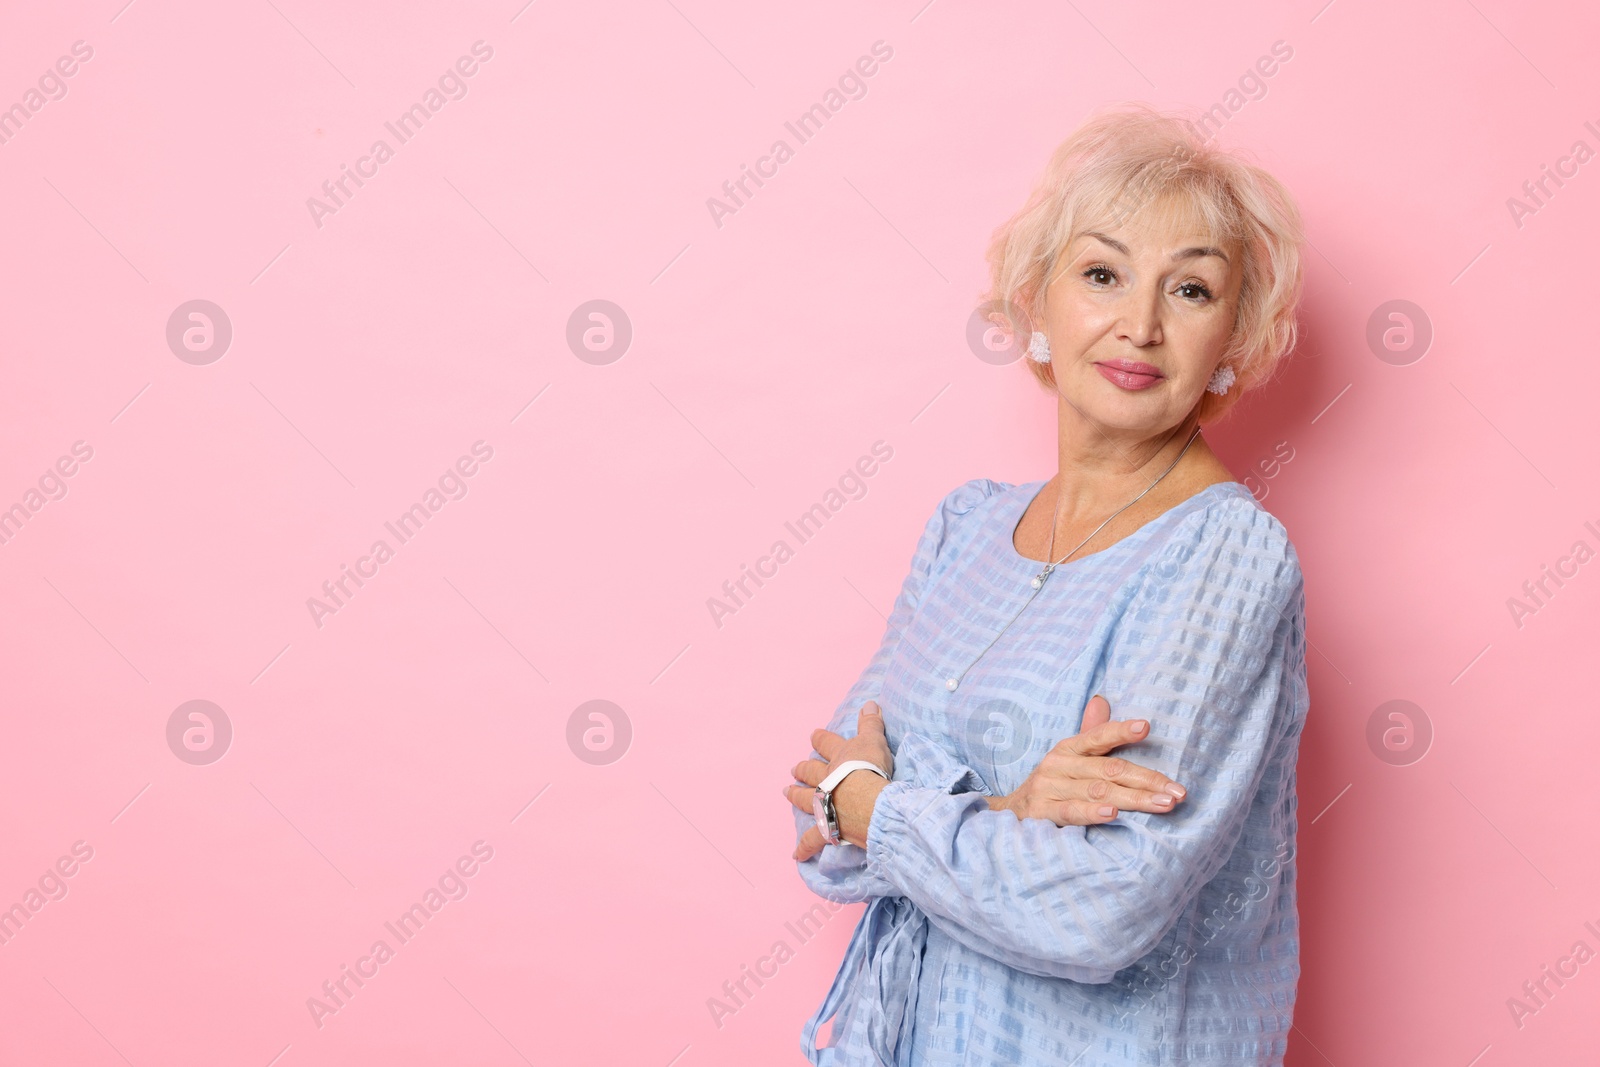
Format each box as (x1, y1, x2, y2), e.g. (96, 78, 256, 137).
(1027, 331, 1051, 364)
(1206, 363, 1235, 395)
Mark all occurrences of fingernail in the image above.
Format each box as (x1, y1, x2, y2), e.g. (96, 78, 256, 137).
(1152, 794, 1172, 807)
(1165, 783, 1186, 800)
(1130, 720, 1148, 734)
(1097, 805, 1116, 818)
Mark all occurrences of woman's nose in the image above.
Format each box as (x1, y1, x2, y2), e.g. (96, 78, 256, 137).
(1115, 289, 1164, 346)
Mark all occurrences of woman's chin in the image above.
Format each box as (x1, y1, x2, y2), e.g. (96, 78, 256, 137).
(1058, 390, 1191, 436)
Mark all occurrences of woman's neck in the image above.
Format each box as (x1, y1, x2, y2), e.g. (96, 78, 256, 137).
(1010, 405, 1235, 565)
(1048, 405, 1212, 525)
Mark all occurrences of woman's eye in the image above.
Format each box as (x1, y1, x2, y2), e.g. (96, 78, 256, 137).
(1082, 266, 1116, 286)
(1176, 282, 1214, 301)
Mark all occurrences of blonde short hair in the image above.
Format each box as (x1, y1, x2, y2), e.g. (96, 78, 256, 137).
(984, 102, 1305, 422)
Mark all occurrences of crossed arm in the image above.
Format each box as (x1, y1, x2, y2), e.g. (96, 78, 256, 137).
(782, 694, 1190, 859)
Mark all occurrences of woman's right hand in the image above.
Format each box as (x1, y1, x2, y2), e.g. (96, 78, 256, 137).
(987, 695, 1188, 825)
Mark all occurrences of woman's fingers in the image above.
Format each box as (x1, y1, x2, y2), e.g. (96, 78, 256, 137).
(1011, 795, 1122, 826)
(1045, 731, 1187, 800)
(991, 698, 1190, 829)
(1077, 779, 1180, 813)
(1060, 720, 1186, 796)
(1065, 800, 1121, 825)
(1065, 716, 1151, 756)
(1082, 751, 1186, 799)
(1079, 693, 1111, 733)
(811, 702, 887, 758)
(793, 824, 827, 861)
(1111, 757, 1183, 800)
(790, 758, 829, 788)
(783, 782, 814, 813)
(1029, 773, 1180, 813)
(1021, 784, 1178, 827)
(809, 726, 842, 761)
(857, 700, 886, 738)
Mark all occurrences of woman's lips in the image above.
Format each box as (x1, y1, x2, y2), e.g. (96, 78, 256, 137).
(1093, 360, 1165, 391)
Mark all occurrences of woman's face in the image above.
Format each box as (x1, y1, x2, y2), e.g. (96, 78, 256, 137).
(1036, 195, 1244, 436)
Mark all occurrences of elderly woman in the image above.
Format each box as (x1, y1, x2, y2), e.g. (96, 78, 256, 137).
(783, 104, 1309, 1066)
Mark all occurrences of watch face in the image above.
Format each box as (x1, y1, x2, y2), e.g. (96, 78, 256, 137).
(812, 790, 838, 844)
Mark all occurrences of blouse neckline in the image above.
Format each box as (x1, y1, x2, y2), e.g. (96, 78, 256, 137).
(999, 478, 1249, 575)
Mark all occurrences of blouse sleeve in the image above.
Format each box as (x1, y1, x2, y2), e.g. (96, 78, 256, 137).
(793, 478, 1003, 904)
(859, 500, 1308, 982)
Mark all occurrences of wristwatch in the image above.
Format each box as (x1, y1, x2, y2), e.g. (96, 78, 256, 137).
(812, 760, 889, 846)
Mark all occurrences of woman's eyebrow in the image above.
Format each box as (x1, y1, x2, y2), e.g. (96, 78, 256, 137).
(1082, 230, 1230, 264)
(1175, 245, 1229, 263)
(1083, 231, 1128, 254)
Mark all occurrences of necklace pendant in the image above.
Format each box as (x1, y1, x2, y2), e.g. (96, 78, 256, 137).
(1031, 565, 1052, 591)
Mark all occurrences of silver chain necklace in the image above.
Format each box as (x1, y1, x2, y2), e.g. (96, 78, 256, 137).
(943, 423, 1203, 693)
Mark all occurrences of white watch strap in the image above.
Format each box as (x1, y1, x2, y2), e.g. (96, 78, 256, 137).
(817, 759, 888, 793)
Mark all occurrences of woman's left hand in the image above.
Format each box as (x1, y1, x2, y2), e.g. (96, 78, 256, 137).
(988, 695, 1187, 825)
(784, 701, 894, 861)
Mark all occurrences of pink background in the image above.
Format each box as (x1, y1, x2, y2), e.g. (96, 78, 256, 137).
(3, 1, 1597, 1063)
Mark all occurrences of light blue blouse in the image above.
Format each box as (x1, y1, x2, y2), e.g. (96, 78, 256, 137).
(792, 477, 1309, 1066)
